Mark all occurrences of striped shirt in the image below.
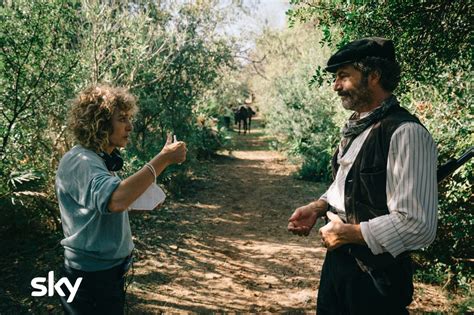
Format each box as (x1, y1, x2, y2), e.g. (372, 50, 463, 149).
(321, 122, 438, 257)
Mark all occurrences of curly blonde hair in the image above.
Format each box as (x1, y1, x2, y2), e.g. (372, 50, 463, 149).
(68, 85, 137, 152)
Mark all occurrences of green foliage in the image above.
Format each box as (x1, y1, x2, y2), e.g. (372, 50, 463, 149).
(401, 66, 473, 291)
(247, 25, 342, 181)
(289, 1, 473, 289)
(270, 74, 338, 181)
(4, 170, 46, 203)
(77, 0, 172, 87)
(122, 2, 237, 195)
(0, 1, 240, 232)
(190, 123, 227, 160)
(414, 261, 450, 286)
(0, 168, 60, 233)
(0, 0, 81, 167)
(288, 1, 473, 91)
(1, 1, 81, 231)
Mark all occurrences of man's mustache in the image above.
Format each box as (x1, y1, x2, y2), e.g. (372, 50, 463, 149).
(338, 91, 351, 97)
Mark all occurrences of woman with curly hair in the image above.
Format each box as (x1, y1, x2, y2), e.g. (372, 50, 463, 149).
(55, 85, 186, 314)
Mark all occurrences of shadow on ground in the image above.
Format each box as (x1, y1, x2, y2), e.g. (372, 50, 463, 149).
(126, 117, 326, 313)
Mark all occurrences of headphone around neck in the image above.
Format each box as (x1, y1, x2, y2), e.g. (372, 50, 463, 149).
(98, 149, 123, 171)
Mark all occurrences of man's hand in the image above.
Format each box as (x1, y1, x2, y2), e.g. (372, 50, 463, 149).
(319, 211, 365, 250)
(159, 133, 187, 165)
(288, 199, 327, 236)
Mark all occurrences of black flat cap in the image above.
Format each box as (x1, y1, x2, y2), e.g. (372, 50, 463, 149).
(325, 37, 396, 73)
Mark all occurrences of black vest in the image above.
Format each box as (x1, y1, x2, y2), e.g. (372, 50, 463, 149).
(332, 105, 423, 224)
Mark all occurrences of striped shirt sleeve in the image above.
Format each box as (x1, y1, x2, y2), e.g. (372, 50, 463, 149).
(360, 122, 438, 257)
(320, 191, 328, 202)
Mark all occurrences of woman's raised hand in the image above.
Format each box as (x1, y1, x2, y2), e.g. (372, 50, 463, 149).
(160, 133, 187, 165)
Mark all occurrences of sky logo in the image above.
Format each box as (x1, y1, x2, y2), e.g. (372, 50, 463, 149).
(31, 271, 82, 303)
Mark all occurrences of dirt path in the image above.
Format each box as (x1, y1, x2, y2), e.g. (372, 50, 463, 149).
(126, 118, 460, 314)
(0, 119, 466, 314)
(128, 118, 326, 313)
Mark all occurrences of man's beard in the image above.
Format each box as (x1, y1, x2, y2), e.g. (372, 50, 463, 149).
(338, 78, 373, 112)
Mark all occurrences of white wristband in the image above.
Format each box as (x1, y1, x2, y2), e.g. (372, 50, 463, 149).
(144, 163, 156, 181)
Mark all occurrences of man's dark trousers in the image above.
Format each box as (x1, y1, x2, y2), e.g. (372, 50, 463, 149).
(317, 247, 413, 315)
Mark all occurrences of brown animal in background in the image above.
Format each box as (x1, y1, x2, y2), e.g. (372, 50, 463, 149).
(234, 105, 256, 134)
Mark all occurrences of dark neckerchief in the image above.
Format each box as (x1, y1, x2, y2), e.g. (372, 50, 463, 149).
(339, 95, 399, 157)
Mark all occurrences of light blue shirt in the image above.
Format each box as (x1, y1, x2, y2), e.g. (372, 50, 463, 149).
(55, 145, 134, 271)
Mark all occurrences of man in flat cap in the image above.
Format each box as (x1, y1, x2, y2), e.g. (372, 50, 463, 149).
(288, 37, 438, 314)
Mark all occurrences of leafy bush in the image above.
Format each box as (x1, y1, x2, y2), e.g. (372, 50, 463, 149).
(1, 1, 81, 232)
(247, 26, 342, 181)
(404, 71, 473, 291)
(269, 74, 339, 181)
(0, 1, 240, 231)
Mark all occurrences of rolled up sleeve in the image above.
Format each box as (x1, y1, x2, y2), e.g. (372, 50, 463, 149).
(87, 173, 121, 214)
(67, 153, 122, 215)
